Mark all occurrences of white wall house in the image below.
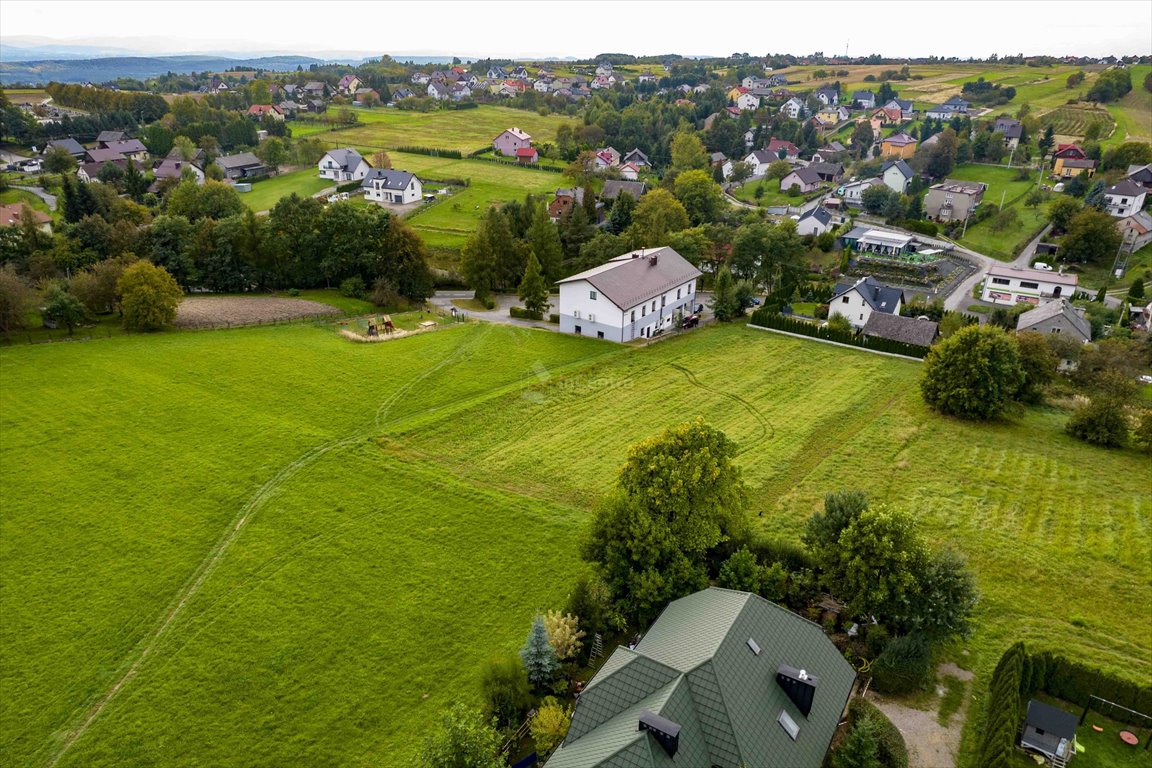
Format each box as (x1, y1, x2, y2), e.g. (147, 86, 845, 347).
(361, 169, 423, 204)
(779, 97, 806, 119)
(981, 265, 1079, 307)
(736, 92, 761, 111)
(318, 148, 371, 181)
(557, 247, 702, 342)
(840, 177, 883, 206)
(828, 276, 904, 329)
(1104, 180, 1147, 218)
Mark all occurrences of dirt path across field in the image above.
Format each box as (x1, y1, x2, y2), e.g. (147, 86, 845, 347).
(174, 297, 341, 328)
(868, 662, 976, 768)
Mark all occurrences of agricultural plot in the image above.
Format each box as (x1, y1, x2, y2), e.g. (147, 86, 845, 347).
(1, 322, 1148, 767)
(1105, 65, 1152, 145)
(1039, 106, 1115, 142)
(289, 104, 577, 155)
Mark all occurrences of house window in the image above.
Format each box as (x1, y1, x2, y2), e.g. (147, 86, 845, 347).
(991, 278, 1010, 286)
(1053, 328, 1061, 333)
(574, 325, 582, 335)
(859, 314, 864, 321)
(661, 296, 666, 308)
(589, 290, 598, 300)
(842, 296, 850, 303)
(597, 331, 604, 339)
(778, 711, 800, 741)
(677, 288, 681, 300)
(631, 310, 636, 322)
(1019, 281, 1039, 290)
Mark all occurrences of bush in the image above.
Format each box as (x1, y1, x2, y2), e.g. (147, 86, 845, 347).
(1066, 397, 1129, 448)
(530, 697, 571, 757)
(509, 306, 534, 319)
(847, 698, 909, 768)
(749, 309, 930, 358)
(548, 313, 560, 323)
(870, 633, 933, 695)
(339, 276, 366, 299)
(920, 324, 1023, 419)
(118, 262, 183, 331)
(371, 277, 402, 309)
(478, 653, 531, 728)
(286, 288, 300, 297)
(865, 624, 892, 660)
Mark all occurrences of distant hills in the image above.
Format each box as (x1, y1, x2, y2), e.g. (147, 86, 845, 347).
(0, 54, 342, 85)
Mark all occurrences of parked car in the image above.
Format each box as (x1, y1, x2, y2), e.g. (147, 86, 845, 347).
(680, 314, 700, 329)
(750, 297, 762, 306)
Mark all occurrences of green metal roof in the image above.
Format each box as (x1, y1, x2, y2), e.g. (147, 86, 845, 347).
(545, 588, 856, 768)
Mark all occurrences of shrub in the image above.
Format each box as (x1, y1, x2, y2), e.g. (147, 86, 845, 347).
(865, 624, 892, 660)
(371, 277, 402, 309)
(1133, 410, 1152, 453)
(565, 570, 614, 640)
(509, 305, 534, 319)
(286, 287, 300, 297)
(478, 653, 531, 728)
(832, 709, 881, 768)
(548, 313, 560, 323)
(339, 275, 366, 299)
(530, 697, 571, 757)
(1066, 397, 1130, 448)
(848, 698, 909, 768)
(870, 633, 933, 695)
(543, 610, 586, 662)
(920, 324, 1023, 419)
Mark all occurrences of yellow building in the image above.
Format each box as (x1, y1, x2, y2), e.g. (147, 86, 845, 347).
(1052, 157, 1097, 178)
(880, 132, 918, 160)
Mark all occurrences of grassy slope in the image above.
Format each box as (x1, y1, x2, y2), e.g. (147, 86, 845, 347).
(0, 188, 52, 215)
(1105, 65, 1152, 145)
(290, 105, 577, 155)
(240, 167, 334, 212)
(943, 164, 1048, 260)
(5, 323, 1146, 766)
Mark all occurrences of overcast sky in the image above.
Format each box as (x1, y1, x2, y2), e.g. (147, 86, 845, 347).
(2, 0, 1150, 60)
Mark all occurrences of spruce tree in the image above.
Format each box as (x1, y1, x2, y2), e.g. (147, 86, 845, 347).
(517, 252, 550, 320)
(526, 204, 563, 283)
(520, 615, 559, 689)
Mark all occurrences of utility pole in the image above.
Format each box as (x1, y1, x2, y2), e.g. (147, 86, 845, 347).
(999, 189, 1007, 212)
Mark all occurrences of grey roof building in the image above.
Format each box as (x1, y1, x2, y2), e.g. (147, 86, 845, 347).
(600, 180, 648, 201)
(546, 588, 856, 768)
(861, 312, 938, 348)
(214, 152, 268, 180)
(831, 276, 905, 313)
(43, 138, 86, 158)
(1016, 298, 1092, 342)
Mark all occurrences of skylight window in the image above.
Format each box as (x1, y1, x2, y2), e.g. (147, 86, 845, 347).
(778, 710, 800, 740)
(747, 638, 761, 656)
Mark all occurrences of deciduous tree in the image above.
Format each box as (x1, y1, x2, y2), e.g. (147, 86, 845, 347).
(118, 261, 183, 331)
(420, 702, 504, 768)
(0, 264, 34, 340)
(920, 324, 1023, 419)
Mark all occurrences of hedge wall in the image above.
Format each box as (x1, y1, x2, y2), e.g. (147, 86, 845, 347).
(748, 309, 930, 359)
(847, 698, 909, 768)
(392, 146, 464, 159)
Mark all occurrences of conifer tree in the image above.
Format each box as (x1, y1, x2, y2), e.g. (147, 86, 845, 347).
(520, 615, 559, 689)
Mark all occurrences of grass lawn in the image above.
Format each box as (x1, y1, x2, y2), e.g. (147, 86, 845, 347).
(1074, 242, 1152, 292)
(1008, 695, 1152, 768)
(941, 164, 1049, 260)
(0, 187, 52, 216)
(1, 323, 1149, 766)
(288, 104, 577, 155)
(1104, 65, 1152, 146)
(240, 167, 333, 212)
(731, 178, 808, 207)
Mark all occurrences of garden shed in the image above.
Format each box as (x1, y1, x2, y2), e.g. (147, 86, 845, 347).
(1021, 699, 1077, 765)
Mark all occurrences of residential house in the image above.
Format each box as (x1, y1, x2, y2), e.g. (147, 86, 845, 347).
(852, 90, 876, 109)
(545, 587, 856, 768)
(880, 132, 917, 160)
(165, 146, 206, 164)
(410, 72, 430, 85)
(840, 226, 915, 257)
(619, 162, 642, 181)
(806, 162, 843, 183)
(811, 142, 847, 164)
(1117, 210, 1152, 250)
(737, 92, 761, 111)
(361, 169, 422, 204)
(744, 150, 779, 177)
(1053, 143, 1086, 161)
(1126, 163, 1152, 190)
(556, 247, 701, 341)
(247, 104, 284, 121)
(281, 83, 300, 98)
(993, 117, 1023, 148)
(638, 71, 658, 84)
(1019, 700, 1078, 765)
(336, 74, 362, 95)
(828, 276, 905, 328)
(981, 264, 1078, 306)
(1103, 179, 1147, 218)
(622, 148, 650, 167)
(151, 158, 204, 186)
(744, 129, 757, 149)
(449, 83, 472, 101)
(881, 159, 915, 194)
(1016, 298, 1092, 343)
(533, 78, 552, 93)
(486, 66, 507, 79)
(871, 106, 904, 126)
(78, 160, 123, 184)
(601, 180, 648, 203)
(780, 167, 823, 193)
(814, 87, 839, 106)
(839, 177, 884, 207)
(84, 147, 137, 164)
(594, 62, 614, 76)
(1054, 157, 1097, 179)
(814, 106, 849, 129)
(277, 100, 306, 117)
(548, 187, 586, 220)
(391, 87, 414, 101)
(861, 313, 938, 348)
(596, 147, 622, 167)
(353, 88, 380, 104)
(302, 81, 328, 98)
(510, 65, 530, 80)
(925, 180, 986, 222)
(426, 81, 451, 101)
(493, 127, 532, 157)
(780, 97, 807, 120)
(215, 152, 268, 180)
(43, 138, 86, 158)
(95, 130, 126, 147)
(0, 203, 52, 233)
(923, 104, 954, 120)
(766, 138, 800, 160)
(516, 147, 539, 165)
(882, 98, 915, 119)
(796, 206, 834, 237)
(318, 148, 371, 181)
(306, 99, 327, 113)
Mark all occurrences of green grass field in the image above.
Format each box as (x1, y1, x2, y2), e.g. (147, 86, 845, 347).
(731, 178, 806, 207)
(239, 167, 334, 212)
(1105, 65, 1152, 146)
(0, 187, 52, 216)
(288, 105, 577, 155)
(1, 322, 1149, 766)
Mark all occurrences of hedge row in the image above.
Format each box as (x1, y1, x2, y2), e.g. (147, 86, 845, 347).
(847, 698, 909, 768)
(978, 642, 1152, 766)
(748, 309, 930, 359)
(508, 306, 543, 320)
(392, 146, 464, 159)
(335, 181, 361, 194)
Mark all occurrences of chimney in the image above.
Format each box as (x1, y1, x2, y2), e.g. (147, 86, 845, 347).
(649, 253, 658, 266)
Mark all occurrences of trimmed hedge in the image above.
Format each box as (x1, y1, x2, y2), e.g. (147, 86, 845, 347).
(870, 633, 934, 695)
(548, 313, 560, 324)
(748, 309, 930, 359)
(847, 698, 909, 768)
(335, 181, 361, 194)
(392, 146, 463, 159)
(509, 306, 542, 320)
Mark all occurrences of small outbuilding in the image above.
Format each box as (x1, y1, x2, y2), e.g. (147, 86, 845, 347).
(1020, 700, 1077, 764)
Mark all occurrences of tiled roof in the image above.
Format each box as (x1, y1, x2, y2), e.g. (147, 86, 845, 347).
(558, 247, 701, 310)
(861, 312, 938, 347)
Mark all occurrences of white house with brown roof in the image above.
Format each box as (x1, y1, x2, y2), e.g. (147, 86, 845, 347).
(557, 247, 702, 342)
(981, 265, 1078, 307)
(493, 127, 532, 156)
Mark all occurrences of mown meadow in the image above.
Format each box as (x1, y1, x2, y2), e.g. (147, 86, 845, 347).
(0, 321, 1148, 766)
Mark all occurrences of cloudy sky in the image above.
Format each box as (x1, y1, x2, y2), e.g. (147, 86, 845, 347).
(2, 0, 1150, 60)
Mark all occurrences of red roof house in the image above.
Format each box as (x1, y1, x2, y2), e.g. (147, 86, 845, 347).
(516, 146, 539, 164)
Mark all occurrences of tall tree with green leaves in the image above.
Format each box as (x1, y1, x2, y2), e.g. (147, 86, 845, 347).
(672, 169, 725, 225)
(517, 252, 549, 320)
(626, 188, 690, 247)
(710, 265, 741, 321)
(669, 131, 710, 174)
(1060, 208, 1122, 263)
(117, 261, 184, 331)
(606, 191, 636, 235)
(41, 284, 88, 335)
(920, 324, 1024, 420)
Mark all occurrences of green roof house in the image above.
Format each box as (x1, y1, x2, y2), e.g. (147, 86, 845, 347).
(546, 588, 856, 768)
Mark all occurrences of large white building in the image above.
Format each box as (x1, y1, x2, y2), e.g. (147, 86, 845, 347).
(557, 247, 702, 342)
(981, 265, 1079, 306)
(318, 148, 371, 181)
(361, 169, 423, 204)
